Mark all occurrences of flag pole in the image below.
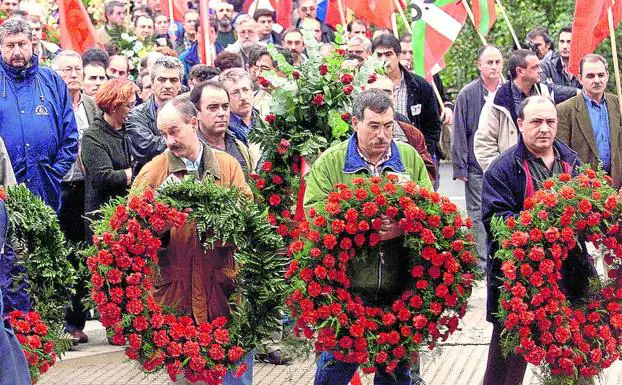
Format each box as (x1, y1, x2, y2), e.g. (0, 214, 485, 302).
(336, 0, 347, 28)
(462, 0, 488, 45)
(391, 12, 399, 38)
(608, 4, 622, 115)
(392, 0, 413, 34)
(199, 0, 212, 65)
(167, 0, 176, 41)
(495, 0, 521, 49)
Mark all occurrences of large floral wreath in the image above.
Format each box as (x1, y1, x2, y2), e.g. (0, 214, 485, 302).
(86, 178, 287, 383)
(249, 29, 380, 241)
(0, 185, 76, 382)
(285, 176, 479, 373)
(492, 169, 622, 383)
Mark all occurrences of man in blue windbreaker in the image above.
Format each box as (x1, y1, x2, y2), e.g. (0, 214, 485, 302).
(0, 18, 78, 213)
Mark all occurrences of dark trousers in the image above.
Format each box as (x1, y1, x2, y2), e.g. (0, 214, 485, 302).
(58, 180, 88, 331)
(483, 323, 527, 385)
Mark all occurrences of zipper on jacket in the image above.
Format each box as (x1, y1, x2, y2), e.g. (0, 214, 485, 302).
(374, 249, 385, 300)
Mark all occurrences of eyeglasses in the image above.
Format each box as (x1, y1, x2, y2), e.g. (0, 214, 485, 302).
(122, 100, 136, 109)
(61, 66, 83, 75)
(301, 6, 316, 12)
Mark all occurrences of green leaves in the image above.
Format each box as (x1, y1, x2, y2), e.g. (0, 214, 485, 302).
(155, 177, 288, 349)
(4, 185, 75, 330)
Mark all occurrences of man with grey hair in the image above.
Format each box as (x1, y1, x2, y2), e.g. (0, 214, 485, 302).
(133, 96, 254, 385)
(52, 50, 99, 343)
(220, 68, 259, 145)
(97, 0, 126, 45)
(557, 53, 622, 188)
(127, 56, 183, 173)
(0, 17, 78, 212)
(347, 34, 372, 59)
(304, 89, 432, 385)
(224, 15, 259, 66)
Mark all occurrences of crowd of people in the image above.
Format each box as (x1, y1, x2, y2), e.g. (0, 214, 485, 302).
(0, 0, 619, 384)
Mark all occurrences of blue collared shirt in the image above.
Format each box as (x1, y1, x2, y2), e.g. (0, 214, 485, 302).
(229, 112, 255, 145)
(343, 134, 406, 176)
(181, 144, 204, 172)
(582, 91, 611, 172)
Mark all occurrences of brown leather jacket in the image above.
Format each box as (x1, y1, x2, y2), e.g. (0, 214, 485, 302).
(397, 121, 437, 183)
(133, 143, 252, 323)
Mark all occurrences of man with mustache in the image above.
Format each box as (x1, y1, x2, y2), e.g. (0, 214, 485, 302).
(220, 68, 258, 146)
(481, 95, 596, 385)
(557, 54, 622, 188)
(127, 56, 183, 174)
(305, 89, 432, 385)
(452, 44, 503, 267)
(133, 95, 254, 385)
(0, 18, 78, 212)
(190, 81, 254, 175)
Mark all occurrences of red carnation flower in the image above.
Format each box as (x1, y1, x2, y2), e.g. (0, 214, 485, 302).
(340, 73, 354, 85)
(312, 94, 325, 106)
(319, 64, 328, 75)
(265, 114, 277, 124)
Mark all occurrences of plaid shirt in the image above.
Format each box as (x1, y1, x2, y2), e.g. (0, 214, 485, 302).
(357, 146, 392, 177)
(394, 72, 408, 117)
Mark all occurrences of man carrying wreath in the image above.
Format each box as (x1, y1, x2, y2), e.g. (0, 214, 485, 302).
(304, 89, 432, 385)
(481, 95, 597, 385)
(133, 96, 253, 385)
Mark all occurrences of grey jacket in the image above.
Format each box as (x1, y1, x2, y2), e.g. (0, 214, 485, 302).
(126, 96, 166, 174)
(452, 77, 489, 178)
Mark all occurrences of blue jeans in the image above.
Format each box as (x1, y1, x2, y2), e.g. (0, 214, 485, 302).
(173, 350, 254, 385)
(314, 352, 412, 385)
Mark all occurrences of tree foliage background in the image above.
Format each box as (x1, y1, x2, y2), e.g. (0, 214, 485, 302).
(437, 0, 622, 98)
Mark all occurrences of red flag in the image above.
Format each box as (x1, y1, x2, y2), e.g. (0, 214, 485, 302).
(58, 0, 100, 53)
(160, 0, 189, 23)
(344, 0, 405, 29)
(568, 0, 622, 75)
(197, 0, 212, 65)
(324, 0, 344, 29)
(275, 0, 293, 29)
(243, 0, 293, 29)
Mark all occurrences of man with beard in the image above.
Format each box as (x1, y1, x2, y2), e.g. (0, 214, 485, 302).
(557, 54, 622, 188)
(225, 16, 259, 66)
(127, 56, 183, 173)
(214, 1, 236, 48)
(0, 18, 78, 212)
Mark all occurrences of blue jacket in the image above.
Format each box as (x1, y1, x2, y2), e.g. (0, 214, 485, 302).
(0, 201, 32, 385)
(0, 55, 78, 213)
(481, 138, 595, 323)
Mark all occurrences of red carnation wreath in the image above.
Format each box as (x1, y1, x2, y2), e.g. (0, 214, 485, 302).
(285, 176, 480, 373)
(7, 310, 57, 382)
(492, 169, 622, 383)
(86, 185, 285, 384)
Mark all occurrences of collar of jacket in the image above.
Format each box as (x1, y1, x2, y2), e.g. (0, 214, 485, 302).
(0, 54, 39, 81)
(343, 133, 406, 174)
(398, 64, 420, 90)
(512, 135, 580, 168)
(94, 114, 127, 138)
(167, 141, 222, 179)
